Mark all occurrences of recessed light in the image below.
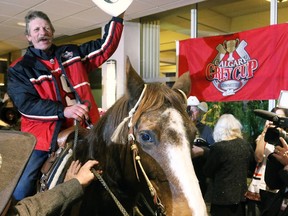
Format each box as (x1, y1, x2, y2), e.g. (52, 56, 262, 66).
(266, 0, 288, 2)
(17, 22, 26, 27)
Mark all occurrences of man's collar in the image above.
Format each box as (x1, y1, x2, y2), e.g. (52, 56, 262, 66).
(29, 45, 56, 60)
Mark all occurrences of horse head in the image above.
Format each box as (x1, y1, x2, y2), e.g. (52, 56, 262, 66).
(75, 58, 207, 216)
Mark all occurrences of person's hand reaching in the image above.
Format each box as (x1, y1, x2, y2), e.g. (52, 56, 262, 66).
(273, 137, 288, 166)
(64, 160, 102, 188)
(64, 160, 82, 182)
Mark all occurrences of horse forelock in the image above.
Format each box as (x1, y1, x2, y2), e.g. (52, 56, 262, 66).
(100, 82, 188, 144)
(132, 83, 188, 126)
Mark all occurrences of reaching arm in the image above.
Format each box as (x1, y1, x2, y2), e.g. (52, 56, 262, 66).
(80, 17, 124, 72)
(254, 121, 269, 163)
(11, 160, 100, 216)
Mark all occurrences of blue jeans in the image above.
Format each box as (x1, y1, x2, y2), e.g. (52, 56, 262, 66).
(13, 150, 48, 201)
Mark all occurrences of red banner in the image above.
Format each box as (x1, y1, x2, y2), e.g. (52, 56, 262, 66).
(178, 23, 288, 102)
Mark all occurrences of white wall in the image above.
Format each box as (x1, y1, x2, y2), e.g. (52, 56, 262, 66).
(101, 21, 141, 110)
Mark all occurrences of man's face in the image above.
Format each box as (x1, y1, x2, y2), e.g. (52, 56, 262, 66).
(189, 106, 200, 122)
(26, 18, 53, 51)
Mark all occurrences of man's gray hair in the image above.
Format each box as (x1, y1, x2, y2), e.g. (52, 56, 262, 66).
(25, 10, 55, 35)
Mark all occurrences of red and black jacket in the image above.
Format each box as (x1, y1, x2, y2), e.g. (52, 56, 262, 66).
(7, 17, 123, 152)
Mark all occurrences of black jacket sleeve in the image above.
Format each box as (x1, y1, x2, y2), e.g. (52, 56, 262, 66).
(265, 153, 285, 190)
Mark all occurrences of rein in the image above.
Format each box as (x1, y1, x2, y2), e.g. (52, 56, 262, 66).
(91, 168, 130, 216)
(72, 120, 131, 215)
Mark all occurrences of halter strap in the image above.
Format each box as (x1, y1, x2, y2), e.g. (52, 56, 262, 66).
(128, 84, 147, 128)
(112, 83, 166, 215)
(111, 84, 147, 143)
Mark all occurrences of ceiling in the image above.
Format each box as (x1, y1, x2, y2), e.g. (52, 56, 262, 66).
(0, 0, 288, 65)
(0, 0, 205, 56)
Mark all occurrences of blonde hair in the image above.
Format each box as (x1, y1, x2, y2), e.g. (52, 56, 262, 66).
(213, 114, 243, 142)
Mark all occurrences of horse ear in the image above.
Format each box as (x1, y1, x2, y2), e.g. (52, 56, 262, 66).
(172, 71, 191, 97)
(110, 58, 144, 144)
(126, 57, 145, 100)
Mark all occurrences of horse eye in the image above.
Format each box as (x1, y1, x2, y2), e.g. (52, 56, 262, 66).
(139, 132, 152, 142)
(139, 130, 157, 143)
(138, 131, 157, 150)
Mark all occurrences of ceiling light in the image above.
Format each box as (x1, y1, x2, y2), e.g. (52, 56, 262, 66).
(17, 22, 26, 27)
(266, 0, 288, 2)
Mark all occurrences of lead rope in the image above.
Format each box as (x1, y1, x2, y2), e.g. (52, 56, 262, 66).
(91, 168, 130, 216)
(70, 114, 129, 215)
(73, 120, 79, 155)
(72, 121, 129, 216)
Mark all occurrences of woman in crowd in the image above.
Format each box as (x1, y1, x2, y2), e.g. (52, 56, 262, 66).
(203, 114, 254, 216)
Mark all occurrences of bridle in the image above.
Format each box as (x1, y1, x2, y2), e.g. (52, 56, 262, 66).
(78, 83, 188, 215)
(111, 84, 187, 215)
(125, 83, 166, 215)
(99, 83, 167, 215)
(128, 128, 167, 216)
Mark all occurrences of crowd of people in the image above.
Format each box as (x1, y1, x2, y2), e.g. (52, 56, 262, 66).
(1, 7, 288, 216)
(245, 107, 288, 216)
(188, 95, 288, 216)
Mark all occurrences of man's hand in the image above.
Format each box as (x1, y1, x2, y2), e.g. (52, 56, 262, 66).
(64, 104, 89, 121)
(191, 145, 205, 158)
(273, 137, 288, 166)
(118, 11, 125, 19)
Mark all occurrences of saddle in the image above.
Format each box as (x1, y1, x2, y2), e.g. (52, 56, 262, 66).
(39, 126, 76, 192)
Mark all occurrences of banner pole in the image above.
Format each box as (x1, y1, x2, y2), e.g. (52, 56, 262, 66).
(191, 4, 198, 38)
(176, 40, 179, 77)
(177, 3, 198, 77)
(268, 0, 277, 111)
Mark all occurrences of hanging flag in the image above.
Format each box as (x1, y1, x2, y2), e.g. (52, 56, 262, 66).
(178, 23, 288, 102)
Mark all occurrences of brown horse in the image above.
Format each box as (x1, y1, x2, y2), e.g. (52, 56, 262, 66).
(48, 58, 207, 215)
